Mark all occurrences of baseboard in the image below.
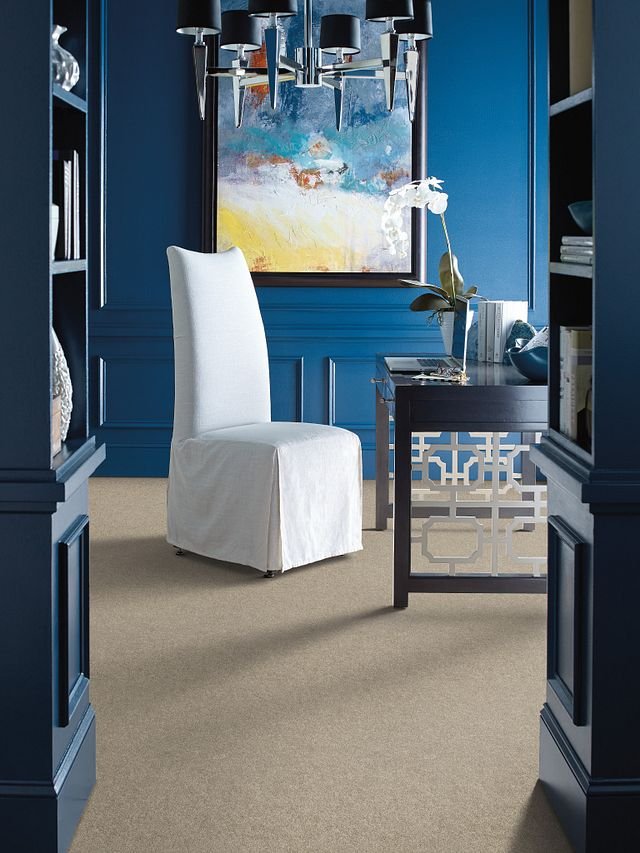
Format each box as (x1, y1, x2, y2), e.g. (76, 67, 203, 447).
(540, 704, 640, 852)
(56, 706, 96, 853)
(0, 706, 96, 853)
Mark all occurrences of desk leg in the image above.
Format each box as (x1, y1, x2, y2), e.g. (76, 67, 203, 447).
(522, 432, 536, 533)
(375, 389, 390, 531)
(393, 396, 411, 608)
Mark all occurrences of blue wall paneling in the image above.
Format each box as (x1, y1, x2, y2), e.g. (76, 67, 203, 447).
(91, 0, 548, 478)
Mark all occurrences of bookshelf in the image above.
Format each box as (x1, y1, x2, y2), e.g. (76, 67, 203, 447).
(531, 1, 640, 849)
(0, 1, 105, 851)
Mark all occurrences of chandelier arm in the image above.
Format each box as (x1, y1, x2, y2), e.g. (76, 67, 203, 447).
(207, 68, 253, 77)
(278, 55, 303, 73)
(240, 72, 296, 88)
(206, 67, 293, 78)
(330, 68, 408, 81)
(322, 56, 384, 73)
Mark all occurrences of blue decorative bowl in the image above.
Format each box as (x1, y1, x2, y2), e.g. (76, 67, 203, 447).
(507, 344, 548, 383)
(568, 200, 593, 235)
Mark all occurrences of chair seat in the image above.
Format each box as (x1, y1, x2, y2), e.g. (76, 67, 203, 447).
(168, 422, 363, 572)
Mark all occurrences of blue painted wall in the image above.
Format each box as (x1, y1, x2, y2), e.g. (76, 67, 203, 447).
(91, 0, 548, 478)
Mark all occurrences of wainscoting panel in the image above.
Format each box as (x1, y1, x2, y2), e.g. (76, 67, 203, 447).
(99, 356, 174, 429)
(269, 356, 304, 423)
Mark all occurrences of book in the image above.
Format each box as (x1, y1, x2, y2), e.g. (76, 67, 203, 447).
(560, 246, 593, 256)
(476, 300, 529, 363)
(492, 300, 529, 363)
(486, 301, 496, 362)
(52, 152, 71, 259)
(72, 149, 81, 259)
(562, 236, 593, 247)
(493, 301, 504, 363)
(52, 149, 81, 260)
(559, 327, 592, 451)
(560, 254, 593, 265)
(478, 301, 487, 361)
(569, 0, 593, 95)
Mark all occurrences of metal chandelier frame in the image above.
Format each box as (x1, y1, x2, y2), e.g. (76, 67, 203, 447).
(180, 1, 433, 131)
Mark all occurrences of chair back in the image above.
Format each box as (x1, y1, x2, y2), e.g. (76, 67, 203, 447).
(167, 246, 271, 442)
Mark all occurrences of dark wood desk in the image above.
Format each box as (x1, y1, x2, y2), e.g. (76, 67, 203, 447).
(374, 355, 549, 608)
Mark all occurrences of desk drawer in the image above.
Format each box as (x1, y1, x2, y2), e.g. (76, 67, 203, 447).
(410, 389, 547, 432)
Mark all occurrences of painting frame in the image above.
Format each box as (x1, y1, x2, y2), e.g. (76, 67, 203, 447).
(202, 38, 429, 287)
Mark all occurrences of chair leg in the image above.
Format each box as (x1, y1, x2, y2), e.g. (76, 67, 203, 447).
(263, 570, 278, 579)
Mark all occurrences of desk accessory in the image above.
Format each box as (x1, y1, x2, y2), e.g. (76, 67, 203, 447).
(507, 336, 548, 383)
(51, 25, 80, 92)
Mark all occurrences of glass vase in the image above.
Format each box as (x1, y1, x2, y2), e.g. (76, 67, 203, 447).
(51, 25, 80, 92)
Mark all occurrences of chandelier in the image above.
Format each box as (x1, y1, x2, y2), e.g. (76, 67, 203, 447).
(176, 0, 433, 130)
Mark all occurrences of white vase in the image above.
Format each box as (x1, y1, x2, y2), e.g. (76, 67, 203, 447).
(440, 309, 475, 356)
(51, 25, 80, 92)
(51, 329, 73, 441)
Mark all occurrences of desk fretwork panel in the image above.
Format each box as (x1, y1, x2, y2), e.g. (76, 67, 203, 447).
(390, 428, 548, 578)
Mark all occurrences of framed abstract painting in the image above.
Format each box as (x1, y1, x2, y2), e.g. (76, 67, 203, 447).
(203, 0, 428, 286)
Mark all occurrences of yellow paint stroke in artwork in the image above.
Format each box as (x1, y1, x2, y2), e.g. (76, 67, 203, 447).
(217, 182, 398, 273)
(218, 206, 346, 272)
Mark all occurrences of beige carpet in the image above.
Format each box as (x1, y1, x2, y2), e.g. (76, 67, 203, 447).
(70, 479, 570, 853)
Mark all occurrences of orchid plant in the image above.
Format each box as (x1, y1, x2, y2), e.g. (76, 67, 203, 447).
(382, 177, 481, 322)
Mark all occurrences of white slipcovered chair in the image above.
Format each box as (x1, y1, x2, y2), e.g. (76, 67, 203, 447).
(166, 246, 363, 576)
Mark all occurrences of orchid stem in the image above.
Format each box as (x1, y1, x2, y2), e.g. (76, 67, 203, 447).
(440, 213, 455, 306)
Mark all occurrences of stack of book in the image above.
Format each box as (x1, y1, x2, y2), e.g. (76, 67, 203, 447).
(559, 326, 592, 452)
(478, 300, 529, 363)
(560, 236, 593, 266)
(52, 149, 81, 260)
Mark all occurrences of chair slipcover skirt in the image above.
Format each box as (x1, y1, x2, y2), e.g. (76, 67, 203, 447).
(168, 421, 362, 572)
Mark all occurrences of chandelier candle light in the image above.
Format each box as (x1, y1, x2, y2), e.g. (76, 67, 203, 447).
(383, 177, 482, 338)
(176, 0, 433, 129)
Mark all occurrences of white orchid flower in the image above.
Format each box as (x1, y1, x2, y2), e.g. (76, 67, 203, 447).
(427, 192, 448, 215)
(382, 177, 459, 276)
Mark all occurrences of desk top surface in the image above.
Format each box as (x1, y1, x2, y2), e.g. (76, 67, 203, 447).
(377, 354, 546, 390)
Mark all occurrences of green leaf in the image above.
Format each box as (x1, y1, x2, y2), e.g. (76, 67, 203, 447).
(438, 252, 465, 296)
(422, 284, 451, 299)
(399, 281, 451, 300)
(409, 293, 451, 313)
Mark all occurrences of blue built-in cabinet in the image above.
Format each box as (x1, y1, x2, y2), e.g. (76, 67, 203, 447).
(0, 1, 105, 850)
(91, 0, 548, 478)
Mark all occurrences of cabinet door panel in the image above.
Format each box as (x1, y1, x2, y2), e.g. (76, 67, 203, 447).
(56, 516, 90, 728)
(547, 515, 588, 726)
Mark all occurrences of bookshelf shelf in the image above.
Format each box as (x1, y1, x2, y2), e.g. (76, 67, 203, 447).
(549, 262, 593, 279)
(52, 259, 87, 274)
(550, 87, 593, 116)
(548, 428, 593, 467)
(53, 84, 88, 113)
